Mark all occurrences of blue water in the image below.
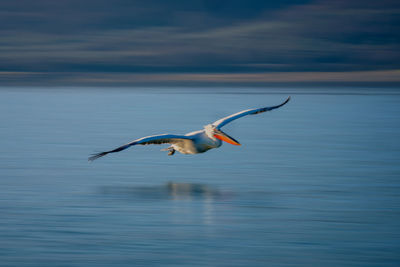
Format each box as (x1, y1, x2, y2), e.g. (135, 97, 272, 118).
(1, 87, 399, 266)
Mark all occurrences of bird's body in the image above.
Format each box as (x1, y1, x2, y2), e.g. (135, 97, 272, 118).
(89, 97, 290, 161)
(167, 128, 222, 155)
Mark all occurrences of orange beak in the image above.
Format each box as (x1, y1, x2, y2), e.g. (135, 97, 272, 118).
(214, 130, 241, 146)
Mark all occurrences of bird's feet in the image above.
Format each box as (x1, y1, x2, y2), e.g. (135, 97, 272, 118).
(167, 149, 175, 156)
(161, 147, 175, 156)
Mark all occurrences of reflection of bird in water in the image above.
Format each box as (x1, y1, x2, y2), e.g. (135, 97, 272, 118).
(167, 182, 217, 197)
(100, 182, 222, 199)
(89, 97, 290, 161)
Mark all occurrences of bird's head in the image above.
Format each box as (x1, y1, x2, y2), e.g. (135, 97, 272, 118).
(204, 125, 241, 146)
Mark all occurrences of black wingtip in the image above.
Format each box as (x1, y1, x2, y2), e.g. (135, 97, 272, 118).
(88, 152, 109, 162)
(272, 96, 291, 109)
(282, 96, 291, 105)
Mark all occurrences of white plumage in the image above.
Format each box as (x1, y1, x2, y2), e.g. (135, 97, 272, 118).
(89, 96, 290, 161)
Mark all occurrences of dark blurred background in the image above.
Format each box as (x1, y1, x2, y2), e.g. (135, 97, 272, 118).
(0, 0, 399, 87)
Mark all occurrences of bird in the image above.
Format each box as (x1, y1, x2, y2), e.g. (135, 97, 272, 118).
(88, 96, 290, 161)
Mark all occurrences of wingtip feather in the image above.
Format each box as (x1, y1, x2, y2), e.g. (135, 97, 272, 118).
(274, 96, 291, 109)
(88, 152, 108, 162)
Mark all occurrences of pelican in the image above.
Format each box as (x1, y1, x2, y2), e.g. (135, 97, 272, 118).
(89, 96, 290, 161)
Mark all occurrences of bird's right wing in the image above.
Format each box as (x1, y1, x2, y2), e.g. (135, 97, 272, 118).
(88, 134, 191, 161)
(212, 96, 290, 129)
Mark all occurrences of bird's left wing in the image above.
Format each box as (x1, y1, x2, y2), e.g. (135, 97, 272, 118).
(88, 134, 191, 161)
(212, 96, 290, 129)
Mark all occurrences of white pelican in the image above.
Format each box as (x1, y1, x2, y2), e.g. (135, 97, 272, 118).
(89, 96, 290, 161)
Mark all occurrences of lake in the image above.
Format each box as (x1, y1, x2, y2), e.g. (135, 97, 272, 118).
(0, 87, 399, 266)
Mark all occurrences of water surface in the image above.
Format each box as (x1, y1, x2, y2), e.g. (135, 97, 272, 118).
(1, 88, 399, 266)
